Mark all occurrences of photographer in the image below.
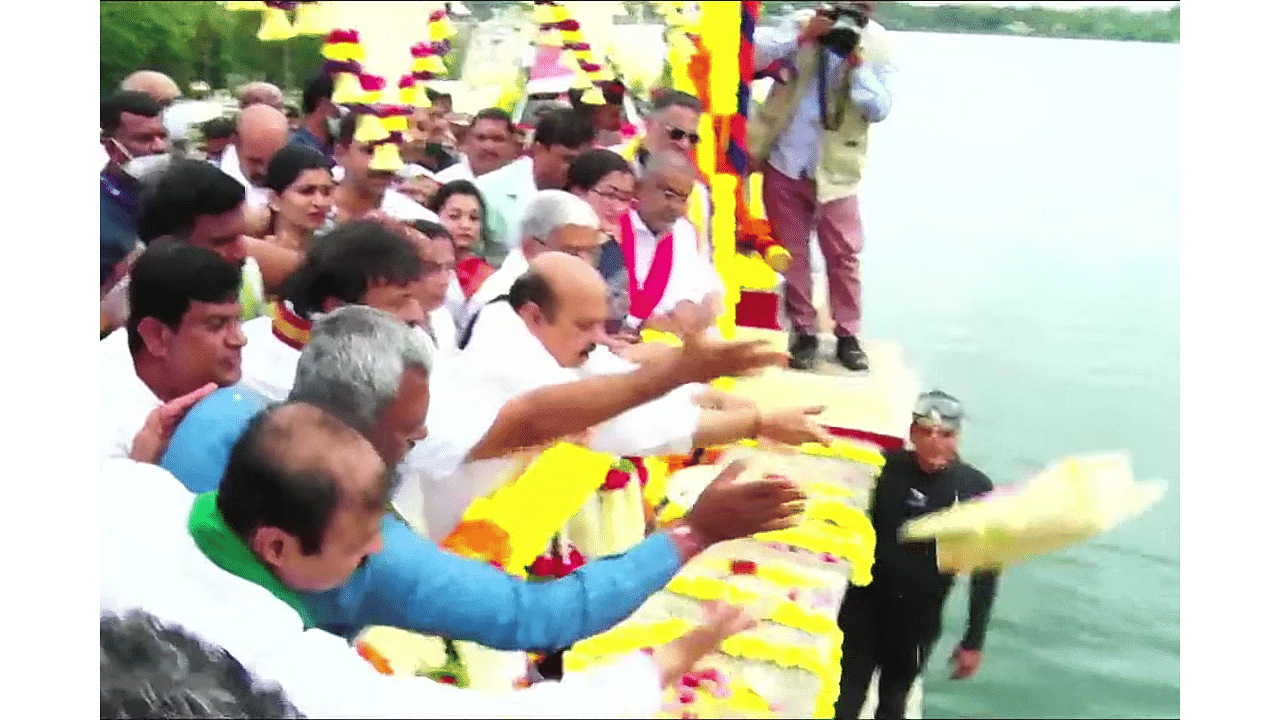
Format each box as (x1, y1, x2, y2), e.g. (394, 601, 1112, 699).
(750, 2, 895, 372)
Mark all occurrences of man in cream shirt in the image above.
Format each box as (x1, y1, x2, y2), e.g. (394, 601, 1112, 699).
(473, 107, 595, 263)
(99, 403, 755, 718)
(406, 251, 832, 543)
(101, 240, 246, 462)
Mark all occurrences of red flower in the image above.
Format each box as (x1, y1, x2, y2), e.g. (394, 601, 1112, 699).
(564, 547, 586, 573)
(629, 457, 650, 488)
(730, 560, 757, 575)
(529, 554, 558, 578)
(787, 589, 800, 601)
(601, 468, 630, 491)
(557, 19, 581, 31)
(438, 675, 458, 685)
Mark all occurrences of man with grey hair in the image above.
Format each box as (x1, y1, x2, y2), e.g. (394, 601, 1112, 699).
(158, 303, 800, 653)
(101, 611, 303, 719)
(464, 188, 604, 333)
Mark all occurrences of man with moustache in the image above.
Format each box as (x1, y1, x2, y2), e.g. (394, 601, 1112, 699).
(223, 104, 292, 209)
(331, 112, 439, 223)
(434, 107, 519, 185)
(100, 240, 245, 462)
(833, 391, 1000, 720)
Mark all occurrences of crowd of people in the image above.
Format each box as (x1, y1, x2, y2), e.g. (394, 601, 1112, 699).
(100, 4, 1000, 719)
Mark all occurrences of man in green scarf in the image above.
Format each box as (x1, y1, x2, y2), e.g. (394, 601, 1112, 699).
(106, 403, 760, 717)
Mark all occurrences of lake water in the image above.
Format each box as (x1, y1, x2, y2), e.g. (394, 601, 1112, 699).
(852, 31, 1179, 718)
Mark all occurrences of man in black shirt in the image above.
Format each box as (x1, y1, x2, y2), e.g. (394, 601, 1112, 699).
(834, 390, 1000, 719)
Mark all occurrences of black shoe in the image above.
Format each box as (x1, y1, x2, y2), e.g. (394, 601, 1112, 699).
(836, 336, 869, 372)
(789, 334, 818, 370)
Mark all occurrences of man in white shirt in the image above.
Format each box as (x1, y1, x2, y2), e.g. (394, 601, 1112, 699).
(475, 107, 596, 261)
(220, 104, 290, 209)
(331, 112, 440, 224)
(622, 89, 715, 258)
(464, 189, 604, 335)
(419, 251, 830, 541)
(100, 240, 246, 462)
(406, 219, 460, 357)
(239, 219, 428, 403)
(99, 408, 756, 719)
(621, 150, 724, 337)
(434, 107, 521, 185)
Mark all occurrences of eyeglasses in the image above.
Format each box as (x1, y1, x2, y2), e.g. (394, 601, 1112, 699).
(590, 187, 635, 204)
(666, 126, 700, 145)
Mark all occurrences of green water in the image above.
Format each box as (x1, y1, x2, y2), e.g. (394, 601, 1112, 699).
(856, 32, 1179, 718)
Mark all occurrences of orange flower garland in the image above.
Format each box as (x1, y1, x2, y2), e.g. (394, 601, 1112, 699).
(441, 518, 514, 570)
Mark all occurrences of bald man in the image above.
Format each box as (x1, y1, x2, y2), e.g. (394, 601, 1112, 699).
(222, 105, 291, 209)
(236, 81, 285, 111)
(121, 71, 181, 107)
(409, 250, 828, 541)
(621, 150, 724, 337)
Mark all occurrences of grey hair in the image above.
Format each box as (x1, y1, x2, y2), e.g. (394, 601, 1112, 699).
(519, 189, 600, 242)
(289, 305, 432, 436)
(101, 611, 303, 719)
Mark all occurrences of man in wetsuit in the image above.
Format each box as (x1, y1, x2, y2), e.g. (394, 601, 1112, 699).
(834, 390, 1000, 719)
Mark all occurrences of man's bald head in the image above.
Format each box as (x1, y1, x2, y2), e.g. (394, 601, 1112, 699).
(236, 105, 291, 188)
(237, 81, 285, 110)
(512, 252, 608, 368)
(637, 149, 697, 235)
(121, 71, 181, 106)
(218, 401, 390, 591)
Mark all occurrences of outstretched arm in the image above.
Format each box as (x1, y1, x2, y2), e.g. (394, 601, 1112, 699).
(334, 516, 687, 652)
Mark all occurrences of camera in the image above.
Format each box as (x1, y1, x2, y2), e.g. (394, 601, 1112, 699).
(816, 3, 871, 58)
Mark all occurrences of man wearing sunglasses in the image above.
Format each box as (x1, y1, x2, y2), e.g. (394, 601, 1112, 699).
(834, 390, 1000, 720)
(751, 2, 897, 373)
(623, 90, 714, 258)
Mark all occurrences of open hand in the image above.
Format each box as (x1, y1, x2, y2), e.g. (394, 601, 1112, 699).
(758, 406, 834, 446)
(684, 460, 806, 544)
(950, 646, 983, 680)
(129, 383, 218, 464)
(654, 600, 757, 687)
(673, 332, 787, 385)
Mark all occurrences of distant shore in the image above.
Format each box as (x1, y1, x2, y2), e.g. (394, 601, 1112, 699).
(757, 2, 1180, 43)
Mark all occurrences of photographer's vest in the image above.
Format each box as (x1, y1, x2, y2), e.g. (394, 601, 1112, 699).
(748, 20, 892, 205)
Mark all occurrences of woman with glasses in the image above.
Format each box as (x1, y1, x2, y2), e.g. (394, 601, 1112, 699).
(567, 149, 638, 344)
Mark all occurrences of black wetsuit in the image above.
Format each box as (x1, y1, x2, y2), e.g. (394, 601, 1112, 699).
(834, 450, 1000, 720)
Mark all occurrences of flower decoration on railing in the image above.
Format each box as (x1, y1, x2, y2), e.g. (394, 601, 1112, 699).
(527, 535, 587, 582)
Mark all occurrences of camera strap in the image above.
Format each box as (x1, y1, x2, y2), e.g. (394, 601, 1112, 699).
(816, 47, 852, 133)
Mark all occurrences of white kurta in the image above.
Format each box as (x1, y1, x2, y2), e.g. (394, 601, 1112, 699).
(99, 459, 664, 719)
(100, 330, 163, 461)
(394, 303, 701, 541)
(625, 210, 723, 316)
(219, 145, 270, 209)
(425, 307, 459, 357)
(238, 315, 299, 403)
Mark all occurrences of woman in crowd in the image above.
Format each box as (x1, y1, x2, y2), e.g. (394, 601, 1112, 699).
(566, 149, 638, 345)
(262, 144, 336, 253)
(429, 179, 495, 330)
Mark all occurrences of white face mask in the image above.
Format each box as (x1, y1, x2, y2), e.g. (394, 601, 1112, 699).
(326, 115, 342, 139)
(113, 138, 171, 180)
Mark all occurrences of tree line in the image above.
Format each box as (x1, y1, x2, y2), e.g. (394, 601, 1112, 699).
(101, 1, 1178, 98)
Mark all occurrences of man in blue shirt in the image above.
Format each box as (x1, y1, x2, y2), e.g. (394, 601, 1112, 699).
(157, 305, 802, 651)
(101, 91, 170, 289)
(290, 73, 338, 165)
